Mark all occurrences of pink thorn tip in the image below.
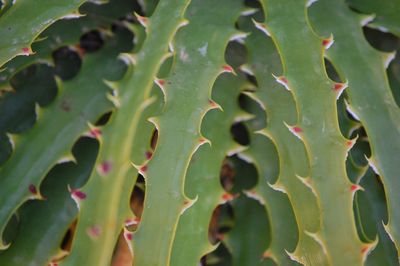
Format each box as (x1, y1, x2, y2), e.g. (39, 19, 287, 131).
(199, 137, 207, 144)
(155, 79, 165, 87)
(209, 99, 218, 108)
(124, 231, 133, 241)
(292, 126, 302, 133)
(217, 233, 225, 240)
(136, 14, 148, 26)
(86, 225, 102, 238)
(125, 217, 140, 226)
(22, 47, 31, 55)
(361, 245, 371, 255)
(140, 165, 148, 173)
(222, 193, 234, 201)
(346, 140, 355, 148)
(89, 128, 102, 138)
(277, 76, 288, 85)
(222, 65, 234, 74)
(145, 151, 153, 159)
(71, 189, 86, 200)
(351, 184, 362, 192)
(333, 82, 347, 91)
(98, 160, 112, 175)
(28, 184, 37, 195)
(50, 262, 59, 266)
(322, 38, 334, 49)
(262, 251, 272, 258)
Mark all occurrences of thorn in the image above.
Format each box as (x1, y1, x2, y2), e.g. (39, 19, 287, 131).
(124, 230, 133, 241)
(344, 99, 360, 121)
(155, 78, 165, 88)
(125, 217, 140, 226)
(332, 82, 347, 91)
(322, 35, 334, 50)
(139, 165, 148, 173)
(345, 135, 358, 149)
(252, 19, 270, 36)
(49, 262, 59, 266)
(208, 99, 222, 111)
(292, 126, 302, 133)
(86, 225, 102, 239)
(21, 47, 32, 56)
(332, 81, 348, 99)
(222, 65, 236, 75)
(350, 184, 363, 192)
(365, 156, 380, 175)
(306, 0, 318, 7)
(221, 193, 235, 202)
(28, 184, 37, 195)
(134, 13, 148, 27)
(285, 123, 303, 140)
(118, 53, 137, 66)
(145, 151, 153, 159)
(384, 51, 396, 69)
(181, 196, 198, 214)
(239, 64, 254, 76)
(272, 74, 290, 90)
(262, 251, 272, 258)
(97, 160, 112, 176)
(241, 8, 258, 16)
(360, 14, 375, 26)
(89, 128, 102, 139)
(244, 190, 265, 205)
(229, 32, 249, 43)
(70, 188, 87, 200)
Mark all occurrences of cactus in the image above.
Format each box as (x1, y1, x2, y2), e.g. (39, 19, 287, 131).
(1, 0, 400, 265)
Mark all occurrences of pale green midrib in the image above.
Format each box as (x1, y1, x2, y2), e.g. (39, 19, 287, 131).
(261, 0, 364, 265)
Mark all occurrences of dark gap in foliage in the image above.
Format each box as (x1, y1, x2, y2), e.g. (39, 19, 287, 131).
(79, 30, 104, 53)
(95, 111, 113, 126)
(0, 64, 57, 134)
(0, 134, 12, 165)
(349, 128, 370, 167)
(230, 122, 250, 146)
(80, 0, 143, 19)
(221, 155, 258, 193)
(2, 214, 19, 247)
(203, 237, 233, 266)
(220, 158, 235, 193)
(225, 41, 247, 69)
(244, 72, 258, 87)
(61, 219, 77, 252)
(208, 205, 223, 246)
(363, 27, 399, 52)
(111, 230, 132, 266)
(387, 40, 400, 107)
(150, 129, 158, 151)
(324, 58, 341, 83)
(130, 178, 145, 223)
(52, 46, 82, 80)
(238, 92, 266, 131)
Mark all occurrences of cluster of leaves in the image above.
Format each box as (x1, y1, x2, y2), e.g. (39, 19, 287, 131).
(0, 0, 399, 265)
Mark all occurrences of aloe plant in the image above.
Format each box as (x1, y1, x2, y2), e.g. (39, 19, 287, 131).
(0, 0, 399, 265)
